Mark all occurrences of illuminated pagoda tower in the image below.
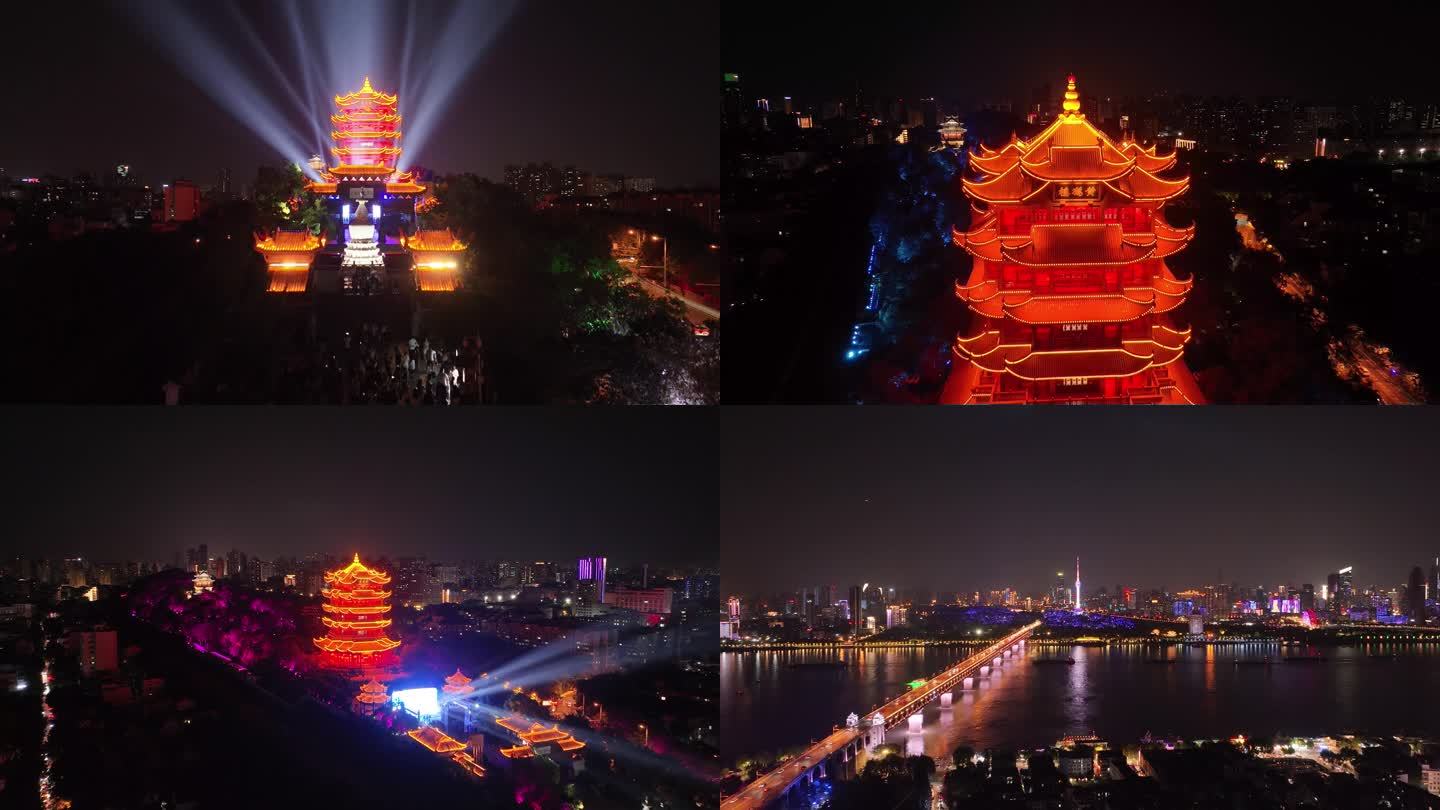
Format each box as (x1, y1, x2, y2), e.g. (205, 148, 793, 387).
(307, 77, 426, 249)
(314, 554, 402, 669)
(354, 677, 388, 715)
(943, 75, 1203, 404)
(941, 116, 967, 150)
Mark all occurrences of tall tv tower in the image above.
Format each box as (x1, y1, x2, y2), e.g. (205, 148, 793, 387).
(1074, 557, 1082, 611)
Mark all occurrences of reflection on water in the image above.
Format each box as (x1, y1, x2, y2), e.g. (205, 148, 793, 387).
(721, 642, 1440, 763)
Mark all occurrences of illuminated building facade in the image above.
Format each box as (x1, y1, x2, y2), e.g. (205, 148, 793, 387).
(253, 230, 324, 293)
(400, 228, 469, 292)
(944, 75, 1203, 404)
(66, 629, 118, 676)
(603, 586, 673, 615)
(313, 554, 402, 669)
(162, 180, 201, 223)
(577, 556, 607, 604)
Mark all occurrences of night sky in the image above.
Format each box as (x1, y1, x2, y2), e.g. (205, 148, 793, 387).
(724, 3, 1432, 104)
(4, 409, 717, 566)
(3, 0, 716, 186)
(721, 409, 1440, 597)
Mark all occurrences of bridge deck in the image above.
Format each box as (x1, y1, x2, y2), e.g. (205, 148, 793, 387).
(722, 622, 1039, 810)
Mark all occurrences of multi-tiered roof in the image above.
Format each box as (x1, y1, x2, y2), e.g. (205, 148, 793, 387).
(253, 230, 324, 293)
(309, 78, 425, 195)
(313, 554, 402, 668)
(400, 228, 469, 291)
(354, 678, 388, 712)
(944, 74, 1203, 404)
(442, 668, 474, 696)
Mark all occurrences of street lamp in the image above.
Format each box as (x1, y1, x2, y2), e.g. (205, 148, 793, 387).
(650, 234, 668, 291)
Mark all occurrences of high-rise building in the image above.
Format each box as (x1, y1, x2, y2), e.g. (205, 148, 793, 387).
(1300, 584, 1315, 613)
(394, 557, 431, 606)
(504, 162, 569, 203)
(1408, 566, 1427, 622)
(944, 74, 1202, 404)
(162, 180, 201, 222)
(577, 556, 607, 604)
(848, 584, 864, 635)
(559, 166, 583, 197)
(1337, 566, 1355, 613)
(526, 561, 557, 585)
(583, 173, 623, 197)
(1430, 556, 1439, 602)
(722, 73, 744, 130)
(802, 587, 819, 625)
(1422, 763, 1440, 798)
(67, 629, 119, 676)
(683, 573, 718, 602)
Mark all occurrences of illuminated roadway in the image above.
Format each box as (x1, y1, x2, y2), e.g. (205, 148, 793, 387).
(721, 621, 1040, 810)
(631, 273, 721, 324)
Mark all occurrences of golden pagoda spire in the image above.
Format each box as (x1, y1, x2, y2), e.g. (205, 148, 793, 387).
(361, 76, 375, 94)
(1062, 73, 1081, 117)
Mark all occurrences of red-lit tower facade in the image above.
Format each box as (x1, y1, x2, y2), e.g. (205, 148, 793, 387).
(943, 75, 1203, 404)
(314, 554, 402, 669)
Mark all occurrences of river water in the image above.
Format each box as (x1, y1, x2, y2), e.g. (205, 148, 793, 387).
(720, 642, 1440, 762)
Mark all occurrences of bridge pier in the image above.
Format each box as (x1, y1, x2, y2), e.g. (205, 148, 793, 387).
(993, 656, 1002, 667)
(1003, 649, 1011, 658)
(980, 664, 990, 676)
(838, 740, 858, 780)
(962, 676, 974, 689)
(940, 691, 952, 708)
(907, 713, 923, 734)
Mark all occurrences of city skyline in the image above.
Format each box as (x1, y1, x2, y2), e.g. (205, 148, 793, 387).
(3, 0, 718, 186)
(720, 408, 1440, 595)
(2, 409, 718, 565)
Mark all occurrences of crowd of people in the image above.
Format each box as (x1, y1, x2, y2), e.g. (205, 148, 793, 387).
(333, 323, 481, 405)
